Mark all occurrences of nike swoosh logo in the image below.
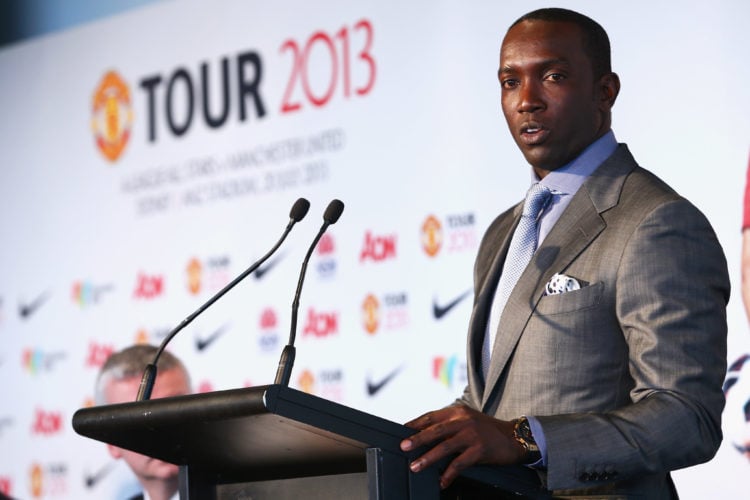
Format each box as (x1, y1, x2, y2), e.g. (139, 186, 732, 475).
(254, 254, 283, 280)
(84, 460, 117, 489)
(19, 291, 51, 319)
(195, 324, 230, 352)
(432, 289, 471, 320)
(366, 366, 403, 396)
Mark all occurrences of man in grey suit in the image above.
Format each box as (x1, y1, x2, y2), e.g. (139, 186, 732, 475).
(400, 8, 729, 498)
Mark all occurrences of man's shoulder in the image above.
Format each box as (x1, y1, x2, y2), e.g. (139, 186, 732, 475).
(591, 144, 685, 211)
(593, 146, 718, 242)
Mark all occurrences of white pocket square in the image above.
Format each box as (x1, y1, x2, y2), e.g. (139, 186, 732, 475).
(544, 273, 582, 296)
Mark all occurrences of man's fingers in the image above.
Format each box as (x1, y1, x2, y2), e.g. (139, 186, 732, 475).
(401, 416, 454, 451)
(409, 437, 483, 489)
(402, 407, 464, 451)
(404, 406, 453, 429)
(403, 412, 432, 430)
(408, 433, 463, 472)
(439, 446, 482, 489)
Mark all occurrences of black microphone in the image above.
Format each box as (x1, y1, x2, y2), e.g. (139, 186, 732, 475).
(136, 197, 310, 401)
(274, 199, 345, 386)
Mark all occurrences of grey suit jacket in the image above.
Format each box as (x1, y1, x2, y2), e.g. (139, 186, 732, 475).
(460, 145, 729, 498)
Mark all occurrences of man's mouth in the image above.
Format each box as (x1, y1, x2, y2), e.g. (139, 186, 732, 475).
(519, 123, 549, 145)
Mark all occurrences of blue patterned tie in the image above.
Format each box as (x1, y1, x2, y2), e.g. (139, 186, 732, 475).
(482, 183, 552, 380)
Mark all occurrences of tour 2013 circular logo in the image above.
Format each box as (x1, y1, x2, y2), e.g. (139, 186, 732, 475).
(91, 70, 133, 162)
(362, 294, 380, 335)
(421, 215, 443, 257)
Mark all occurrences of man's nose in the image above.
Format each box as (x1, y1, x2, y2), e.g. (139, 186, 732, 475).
(517, 81, 544, 113)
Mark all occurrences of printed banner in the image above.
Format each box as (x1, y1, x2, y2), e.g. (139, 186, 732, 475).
(0, 1, 748, 498)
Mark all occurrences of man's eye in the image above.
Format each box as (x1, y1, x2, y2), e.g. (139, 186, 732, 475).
(546, 73, 565, 82)
(501, 79, 519, 89)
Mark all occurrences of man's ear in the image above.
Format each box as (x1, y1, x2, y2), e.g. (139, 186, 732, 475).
(107, 444, 123, 459)
(598, 72, 620, 110)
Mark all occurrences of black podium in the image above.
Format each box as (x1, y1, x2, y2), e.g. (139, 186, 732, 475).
(72, 384, 551, 499)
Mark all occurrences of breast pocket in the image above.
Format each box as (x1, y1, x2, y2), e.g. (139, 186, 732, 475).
(535, 281, 604, 315)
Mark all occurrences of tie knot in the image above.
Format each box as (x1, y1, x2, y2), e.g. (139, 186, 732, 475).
(522, 183, 551, 219)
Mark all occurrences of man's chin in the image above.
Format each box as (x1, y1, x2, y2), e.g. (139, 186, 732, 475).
(146, 459, 180, 478)
(520, 150, 551, 171)
(519, 148, 567, 174)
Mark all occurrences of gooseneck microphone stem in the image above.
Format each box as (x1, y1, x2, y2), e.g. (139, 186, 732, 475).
(289, 228, 326, 345)
(275, 199, 344, 386)
(136, 198, 310, 401)
(272, 227, 324, 388)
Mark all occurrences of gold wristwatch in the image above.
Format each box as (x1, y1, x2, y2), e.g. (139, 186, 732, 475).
(512, 416, 541, 464)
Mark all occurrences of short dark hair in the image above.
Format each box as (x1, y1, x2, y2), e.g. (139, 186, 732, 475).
(510, 8, 612, 78)
(94, 344, 190, 404)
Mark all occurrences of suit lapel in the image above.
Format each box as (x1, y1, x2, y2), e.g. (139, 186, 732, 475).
(480, 145, 637, 409)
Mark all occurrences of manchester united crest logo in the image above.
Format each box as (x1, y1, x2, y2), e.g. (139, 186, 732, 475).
(362, 294, 381, 334)
(421, 215, 443, 257)
(91, 71, 133, 162)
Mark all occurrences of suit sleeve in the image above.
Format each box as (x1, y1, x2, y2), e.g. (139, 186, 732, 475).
(536, 198, 729, 490)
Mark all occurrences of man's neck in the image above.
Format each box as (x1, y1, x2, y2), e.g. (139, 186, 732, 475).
(142, 478, 179, 500)
(532, 130, 617, 182)
(532, 130, 615, 180)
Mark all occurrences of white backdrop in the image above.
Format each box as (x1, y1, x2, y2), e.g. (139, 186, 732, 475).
(0, 0, 749, 498)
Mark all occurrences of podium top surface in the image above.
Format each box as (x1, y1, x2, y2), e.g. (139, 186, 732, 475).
(73, 384, 410, 477)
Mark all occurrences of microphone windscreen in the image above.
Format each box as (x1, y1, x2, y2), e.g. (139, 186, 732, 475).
(290, 198, 311, 222)
(323, 199, 345, 224)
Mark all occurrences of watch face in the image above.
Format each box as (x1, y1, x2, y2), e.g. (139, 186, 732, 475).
(514, 417, 539, 456)
(512, 418, 541, 464)
(518, 419, 535, 443)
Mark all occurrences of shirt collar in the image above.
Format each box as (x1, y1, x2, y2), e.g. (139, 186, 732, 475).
(533, 130, 618, 194)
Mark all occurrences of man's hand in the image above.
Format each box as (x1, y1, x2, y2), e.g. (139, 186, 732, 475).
(399, 405, 526, 489)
